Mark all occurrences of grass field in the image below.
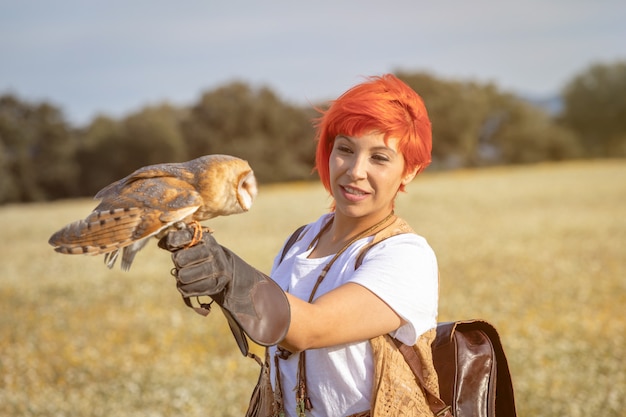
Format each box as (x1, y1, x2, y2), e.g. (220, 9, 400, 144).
(1, 160, 624, 416)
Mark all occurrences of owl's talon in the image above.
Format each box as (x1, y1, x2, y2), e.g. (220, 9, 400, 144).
(186, 222, 203, 247)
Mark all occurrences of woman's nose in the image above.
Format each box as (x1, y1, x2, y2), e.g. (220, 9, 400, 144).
(347, 155, 367, 179)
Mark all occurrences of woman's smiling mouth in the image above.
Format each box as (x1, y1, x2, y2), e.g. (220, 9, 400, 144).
(340, 185, 369, 201)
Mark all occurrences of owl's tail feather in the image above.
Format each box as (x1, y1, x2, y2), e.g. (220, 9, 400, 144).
(104, 250, 120, 269)
(101, 238, 149, 271)
(120, 239, 150, 271)
(48, 207, 143, 255)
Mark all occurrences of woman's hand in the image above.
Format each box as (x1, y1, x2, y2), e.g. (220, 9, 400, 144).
(159, 229, 232, 299)
(159, 228, 291, 356)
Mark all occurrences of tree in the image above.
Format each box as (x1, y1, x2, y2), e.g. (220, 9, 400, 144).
(122, 104, 188, 167)
(398, 71, 582, 167)
(76, 104, 188, 195)
(488, 94, 582, 164)
(76, 115, 125, 195)
(560, 61, 626, 157)
(398, 72, 499, 168)
(181, 82, 316, 183)
(0, 140, 19, 203)
(0, 94, 78, 202)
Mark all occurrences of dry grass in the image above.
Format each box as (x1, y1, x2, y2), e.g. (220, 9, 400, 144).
(0, 160, 624, 416)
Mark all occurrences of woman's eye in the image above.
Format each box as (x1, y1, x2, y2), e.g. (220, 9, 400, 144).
(372, 154, 390, 162)
(336, 145, 352, 153)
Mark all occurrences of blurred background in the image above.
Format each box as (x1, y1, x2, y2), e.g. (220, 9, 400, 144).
(1, 0, 625, 204)
(1, 2, 625, 416)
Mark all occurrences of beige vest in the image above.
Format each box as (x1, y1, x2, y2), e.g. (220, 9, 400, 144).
(368, 329, 440, 416)
(360, 217, 442, 417)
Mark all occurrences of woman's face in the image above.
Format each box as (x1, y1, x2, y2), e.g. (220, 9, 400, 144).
(329, 131, 417, 222)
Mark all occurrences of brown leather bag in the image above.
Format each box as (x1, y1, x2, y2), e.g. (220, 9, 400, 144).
(395, 320, 517, 417)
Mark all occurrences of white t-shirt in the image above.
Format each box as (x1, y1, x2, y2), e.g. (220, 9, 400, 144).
(268, 213, 439, 417)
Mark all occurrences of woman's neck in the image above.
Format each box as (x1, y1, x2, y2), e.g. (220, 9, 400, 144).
(309, 211, 394, 258)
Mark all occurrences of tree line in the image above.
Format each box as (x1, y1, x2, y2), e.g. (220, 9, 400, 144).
(1, 61, 625, 204)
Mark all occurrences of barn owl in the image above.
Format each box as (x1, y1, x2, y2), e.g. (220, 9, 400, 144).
(48, 154, 257, 271)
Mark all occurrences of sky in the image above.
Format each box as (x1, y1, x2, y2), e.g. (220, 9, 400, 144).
(1, 0, 625, 126)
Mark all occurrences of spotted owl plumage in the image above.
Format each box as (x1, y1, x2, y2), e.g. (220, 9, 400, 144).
(48, 154, 257, 270)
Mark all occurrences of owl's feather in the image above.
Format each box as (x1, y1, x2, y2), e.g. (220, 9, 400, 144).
(49, 154, 257, 271)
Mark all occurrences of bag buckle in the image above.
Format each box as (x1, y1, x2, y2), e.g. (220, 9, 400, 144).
(436, 405, 452, 417)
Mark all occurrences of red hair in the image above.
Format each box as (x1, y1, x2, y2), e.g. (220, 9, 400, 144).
(314, 74, 432, 193)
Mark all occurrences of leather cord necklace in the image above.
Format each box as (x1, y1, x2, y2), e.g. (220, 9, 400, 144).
(275, 211, 397, 417)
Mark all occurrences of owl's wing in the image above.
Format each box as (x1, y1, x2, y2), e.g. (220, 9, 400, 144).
(48, 203, 199, 254)
(96, 175, 202, 218)
(95, 163, 195, 200)
(49, 176, 203, 268)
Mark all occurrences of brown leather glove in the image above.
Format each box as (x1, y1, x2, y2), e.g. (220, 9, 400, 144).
(159, 228, 291, 356)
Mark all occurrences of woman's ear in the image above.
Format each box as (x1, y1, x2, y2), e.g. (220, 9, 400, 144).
(401, 166, 420, 186)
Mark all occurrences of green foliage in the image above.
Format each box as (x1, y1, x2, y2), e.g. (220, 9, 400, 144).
(397, 72, 582, 168)
(75, 115, 124, 195)
(398, 72, 495, 167)
(487, 94, 582, 164)
(0, 95, 78, 203)
(76, 104, 188, 195)
(2, 61, 625, 204)
(560, 61, 626, 157)
(0, 138, 19, 203)
(122, 104, 188, 166)
(181, 82, 316, 183)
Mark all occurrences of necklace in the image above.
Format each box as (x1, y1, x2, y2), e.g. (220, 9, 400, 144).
(303, 211, 396, 303)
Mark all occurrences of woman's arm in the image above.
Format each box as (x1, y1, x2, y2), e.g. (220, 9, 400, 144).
(279, 282, 404, 352)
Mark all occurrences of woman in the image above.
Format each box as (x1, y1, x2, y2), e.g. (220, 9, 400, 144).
(160, 74, 440, 417)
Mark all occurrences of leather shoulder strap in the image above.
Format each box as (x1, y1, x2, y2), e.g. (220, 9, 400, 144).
(280, 217, 415, 269)
(279, 224, 307, 264)
(280, 217, 415, 268)
(354, 216, 415, 268)
(392, 338, 453, 417)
